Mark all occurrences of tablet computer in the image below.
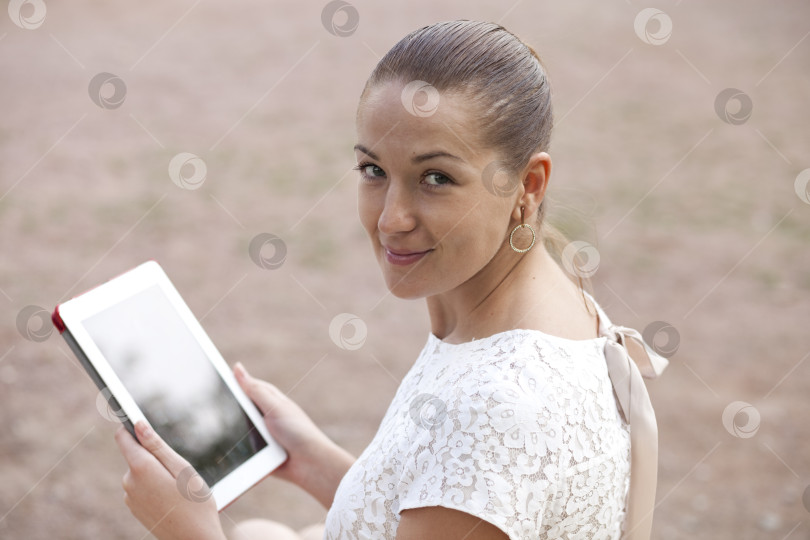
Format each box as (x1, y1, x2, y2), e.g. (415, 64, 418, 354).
(52, 260, 287, 510)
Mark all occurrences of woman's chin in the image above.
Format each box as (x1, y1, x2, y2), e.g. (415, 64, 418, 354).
(387, 287, 424, 300)
(384, 279, 429, 300)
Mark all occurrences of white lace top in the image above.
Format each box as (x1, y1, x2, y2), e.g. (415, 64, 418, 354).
(324, 305, 631, 539)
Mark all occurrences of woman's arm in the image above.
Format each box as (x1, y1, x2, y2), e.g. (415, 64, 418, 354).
(233, 363, 355, 508)
(396, 507, 509, 540)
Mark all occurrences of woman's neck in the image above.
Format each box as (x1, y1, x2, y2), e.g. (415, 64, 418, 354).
(425, 242, 564, 343)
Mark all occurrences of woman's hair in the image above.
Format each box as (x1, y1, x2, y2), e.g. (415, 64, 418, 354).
(362, 20, 551, 173)
(360, 20, 588, 292)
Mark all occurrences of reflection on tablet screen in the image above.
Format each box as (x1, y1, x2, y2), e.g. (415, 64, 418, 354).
(83, 285, 267, 485)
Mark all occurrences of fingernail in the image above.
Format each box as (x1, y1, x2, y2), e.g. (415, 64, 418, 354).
(234, 362, 247, 377)
(137, 421, 153, 439)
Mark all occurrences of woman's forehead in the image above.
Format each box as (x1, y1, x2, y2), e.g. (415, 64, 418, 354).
(356, 83, 486, 161)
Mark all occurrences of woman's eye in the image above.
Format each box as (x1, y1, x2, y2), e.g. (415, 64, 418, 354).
(359, 164, 385, 178)
(423, 172, 451, 186)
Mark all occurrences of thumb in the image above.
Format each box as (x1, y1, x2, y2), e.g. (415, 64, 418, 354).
(233, 362, 284, 419)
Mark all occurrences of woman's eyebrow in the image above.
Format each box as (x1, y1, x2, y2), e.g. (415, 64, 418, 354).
(353, 144, 463, 164)
(411, 151, 463, 164)
(353, 144, 379, 160)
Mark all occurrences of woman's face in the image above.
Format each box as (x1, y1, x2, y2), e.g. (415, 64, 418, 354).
(355, 82, 519, 299)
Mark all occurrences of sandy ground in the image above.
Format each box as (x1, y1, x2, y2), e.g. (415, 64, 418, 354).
(1, 1, 809, 538)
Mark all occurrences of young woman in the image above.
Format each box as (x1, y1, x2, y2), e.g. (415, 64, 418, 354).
(114, 20, 667, 540)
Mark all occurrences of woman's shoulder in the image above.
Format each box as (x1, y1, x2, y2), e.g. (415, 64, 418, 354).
(398, 322, 624, 474)
(404, 328, 611, 415)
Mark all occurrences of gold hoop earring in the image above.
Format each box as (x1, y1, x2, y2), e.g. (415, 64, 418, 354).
(509, 206, 536, 253)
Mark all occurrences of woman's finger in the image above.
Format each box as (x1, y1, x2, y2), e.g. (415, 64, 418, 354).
(133, 421, 190, 478)
(233, 362, 284, 417)
(114, 425, 152, 470)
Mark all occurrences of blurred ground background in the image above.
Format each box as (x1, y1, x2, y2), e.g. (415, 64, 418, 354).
(1, 1, 809, 538)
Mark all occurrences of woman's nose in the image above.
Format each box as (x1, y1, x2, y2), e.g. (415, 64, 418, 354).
(378, 181, 417, 235)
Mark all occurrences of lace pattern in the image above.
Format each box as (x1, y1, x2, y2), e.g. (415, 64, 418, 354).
(324, 325, 631, 540)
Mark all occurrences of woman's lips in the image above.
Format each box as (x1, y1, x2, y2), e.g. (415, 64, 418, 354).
(383, 247, 432, 266)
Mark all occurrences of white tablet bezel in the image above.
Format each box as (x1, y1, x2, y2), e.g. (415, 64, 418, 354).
(55, 260, 287, 511)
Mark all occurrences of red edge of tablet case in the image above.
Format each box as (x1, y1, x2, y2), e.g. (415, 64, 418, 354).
(51, 305, 66, 334)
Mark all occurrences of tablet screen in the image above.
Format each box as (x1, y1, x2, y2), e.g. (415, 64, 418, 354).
(82, 284, 267, 486)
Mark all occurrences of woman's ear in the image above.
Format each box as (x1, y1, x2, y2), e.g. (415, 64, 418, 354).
(512, 152, 551, 220)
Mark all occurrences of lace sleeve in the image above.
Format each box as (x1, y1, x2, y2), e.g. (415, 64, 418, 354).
(396, 364, 561, 540)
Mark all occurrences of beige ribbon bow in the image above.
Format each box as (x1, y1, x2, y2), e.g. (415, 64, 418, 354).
(603, 324, 668, 540)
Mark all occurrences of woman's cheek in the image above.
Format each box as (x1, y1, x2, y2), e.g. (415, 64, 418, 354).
(357, 186, 382, 238)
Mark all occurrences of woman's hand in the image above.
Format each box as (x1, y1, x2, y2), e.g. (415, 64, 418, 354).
(233, 362, 355, 508)
(114, 422, 225, 540)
